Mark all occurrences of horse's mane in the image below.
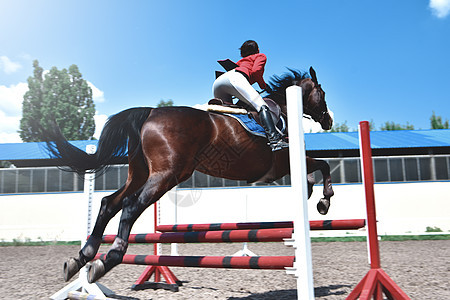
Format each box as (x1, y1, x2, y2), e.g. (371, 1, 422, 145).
(266, 68, 310, 104)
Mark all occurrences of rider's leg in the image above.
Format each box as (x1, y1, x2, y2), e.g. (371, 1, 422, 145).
(212, 73, 234, 104)
(258, 105, 289, 151)
(224, 71, 288, 151)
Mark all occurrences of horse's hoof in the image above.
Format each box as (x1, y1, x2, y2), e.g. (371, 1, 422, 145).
(64, 258, 81, 282)
(87, 259, 106, 283)
(317, 198, 330, 215)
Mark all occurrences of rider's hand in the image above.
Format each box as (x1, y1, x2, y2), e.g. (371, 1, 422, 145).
(264, 85, 272, 94)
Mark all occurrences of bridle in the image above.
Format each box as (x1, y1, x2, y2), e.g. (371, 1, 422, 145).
(302, 82, 330, 124)
(265, 71, 330, 125)
(303, 109, 329, 124)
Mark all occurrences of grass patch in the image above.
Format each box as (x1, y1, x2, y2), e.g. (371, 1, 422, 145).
(0, 240, 80, 247)
(380, 234, 450, 241)
(426, 226, 443, 232)
(1, 234, 449, 246)
(311, 236, 367, 242)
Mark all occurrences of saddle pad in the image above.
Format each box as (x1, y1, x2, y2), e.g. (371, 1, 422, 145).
(224, 113, 267, 138)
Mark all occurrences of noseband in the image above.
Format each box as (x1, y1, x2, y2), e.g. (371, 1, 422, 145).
(304, 108, 329, 124)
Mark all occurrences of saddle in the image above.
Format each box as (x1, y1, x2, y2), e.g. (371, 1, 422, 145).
(207, 98, 284, 133)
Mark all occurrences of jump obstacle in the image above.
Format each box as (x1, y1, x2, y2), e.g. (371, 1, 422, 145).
(92, 219, 365, 271)
(344, 121, 410, 300)
(51, 87, 410, 300)
(156, 219, 366, 232)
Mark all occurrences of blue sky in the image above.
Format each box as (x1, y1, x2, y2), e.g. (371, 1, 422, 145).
(1, 0, 449, 142)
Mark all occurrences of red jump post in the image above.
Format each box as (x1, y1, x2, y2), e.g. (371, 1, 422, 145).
(131, 201, 181, 291)
(346, 121, 411, 300)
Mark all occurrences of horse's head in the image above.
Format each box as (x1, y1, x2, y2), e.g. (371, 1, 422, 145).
(267, 67, 333, 131)
(297, 67, 333, 130)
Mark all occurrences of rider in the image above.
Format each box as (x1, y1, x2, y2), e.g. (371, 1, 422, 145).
(212, 40, 288, 151)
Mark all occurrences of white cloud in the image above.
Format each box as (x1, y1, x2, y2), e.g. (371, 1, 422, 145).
(0, 82, 28, 115)
(303, 118, 324, 133)
(0, 83, 27, 143)
(0, 56, 22, 74)
(303, 110, 334, 133)
(430, 0, 450, 18)
(0, 131, 22, 143)
(0, 110, 21, 143)
(94, 113, 108, 139)
(90, 82, 107, 140)
(88, 81, 105, 103)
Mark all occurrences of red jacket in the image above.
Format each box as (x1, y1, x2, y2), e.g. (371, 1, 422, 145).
(235, 53, 267, 89)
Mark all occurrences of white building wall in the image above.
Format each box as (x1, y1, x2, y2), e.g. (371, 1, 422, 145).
(1, 181, 449, 242)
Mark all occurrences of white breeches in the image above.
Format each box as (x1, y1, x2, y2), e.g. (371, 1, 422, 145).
(212, 70, 266, 112)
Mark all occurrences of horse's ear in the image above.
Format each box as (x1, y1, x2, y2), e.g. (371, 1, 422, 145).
(309, 66, 318, 84)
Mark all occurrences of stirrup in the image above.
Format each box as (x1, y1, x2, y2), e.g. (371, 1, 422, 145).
(269, 139, 289, 151)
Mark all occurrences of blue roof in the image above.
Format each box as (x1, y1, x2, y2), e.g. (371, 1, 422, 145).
(371, 130, 450, 148)
(304, 129, 450, 151)
(0, 140, 98, 161)
(0, 129, 449, 161)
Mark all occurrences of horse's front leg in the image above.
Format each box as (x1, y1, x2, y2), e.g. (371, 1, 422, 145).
(306, 157, 334, 215)
(64, 188, 124, 281)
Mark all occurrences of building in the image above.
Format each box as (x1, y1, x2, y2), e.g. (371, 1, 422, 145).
(1, 129, 449, 241)
(1, 129, 449, 193)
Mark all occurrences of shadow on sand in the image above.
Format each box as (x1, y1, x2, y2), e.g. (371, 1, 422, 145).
(227, 284, 352, 299)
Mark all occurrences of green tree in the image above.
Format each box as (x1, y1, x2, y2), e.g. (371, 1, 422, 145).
(19, 60, 96, 142)
(327, 120, 375, 133)
(430, 111, 449, 129)
(380, 121, 414, 131)
(156, 99, 174, 107)
(0, 161, 12, 168)
(329, 121, 350, 132)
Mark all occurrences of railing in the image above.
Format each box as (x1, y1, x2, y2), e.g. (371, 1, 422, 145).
(1, 154, 449, 194)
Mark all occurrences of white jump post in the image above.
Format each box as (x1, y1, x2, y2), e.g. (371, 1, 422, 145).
(51, 145, 113, 300)
(285, 86, 315, 299)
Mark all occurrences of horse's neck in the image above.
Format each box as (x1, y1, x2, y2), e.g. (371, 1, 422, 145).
(299, 80, 314, 101)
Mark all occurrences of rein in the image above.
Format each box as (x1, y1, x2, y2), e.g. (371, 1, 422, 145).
(303, 104, 329, 124)
(267, 83, 328, 124)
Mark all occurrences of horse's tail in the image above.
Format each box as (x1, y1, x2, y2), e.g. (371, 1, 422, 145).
(45, 107, 153, 174)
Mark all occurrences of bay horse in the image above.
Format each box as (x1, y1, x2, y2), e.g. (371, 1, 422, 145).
(44, 66, 334, 283)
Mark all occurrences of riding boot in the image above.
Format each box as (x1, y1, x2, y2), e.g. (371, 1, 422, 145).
(258, 105, 289, 151)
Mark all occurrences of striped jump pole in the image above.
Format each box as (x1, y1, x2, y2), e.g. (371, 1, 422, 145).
(100, 228, 294, 244)
(156, 219, 366, 232)
(346, 121, 410, 300)
(95, 254, 294, 270)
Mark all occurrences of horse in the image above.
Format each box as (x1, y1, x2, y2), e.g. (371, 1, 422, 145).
(43, 66, 334, 283)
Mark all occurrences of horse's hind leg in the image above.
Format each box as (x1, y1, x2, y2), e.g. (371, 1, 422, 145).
(87, 170, 184, 283)
(64, 159, 149, 281)
(63, 187, 124, 281)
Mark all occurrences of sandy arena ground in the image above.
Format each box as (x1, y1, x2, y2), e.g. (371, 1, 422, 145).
(0, 240, 449, 299)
